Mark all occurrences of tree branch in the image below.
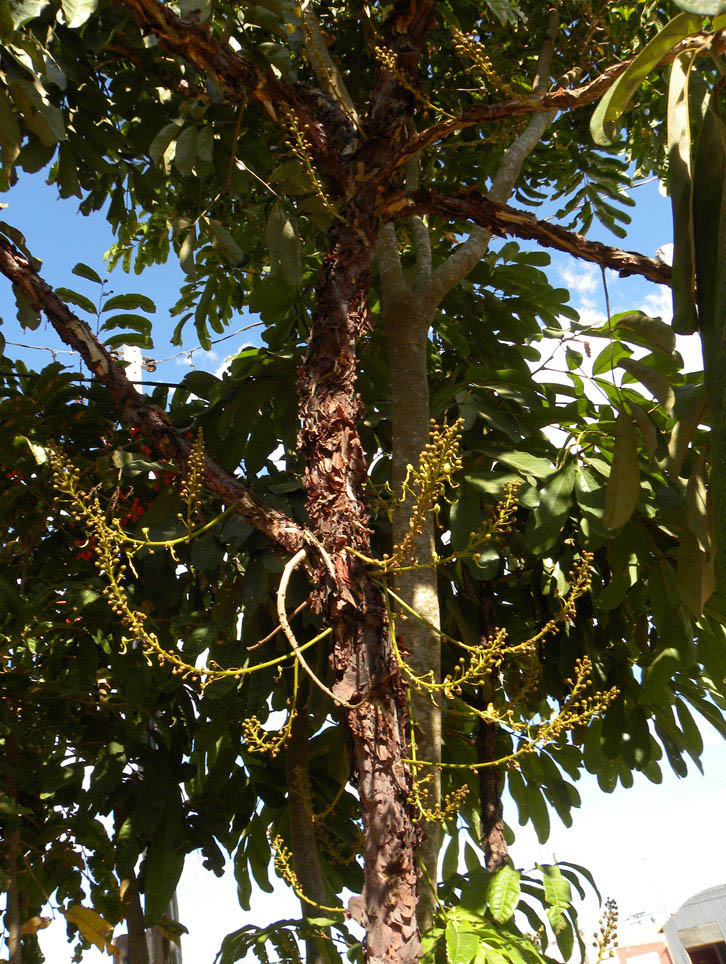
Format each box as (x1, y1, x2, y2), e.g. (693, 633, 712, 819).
(384, 190, 671, 286)
(112, 0, 344, 173)
(301, 4, 361, 131)
(387, 29, 726, 176)
(364, 0, 437, 164)
(376, 224, 408, 300)
(403, 157, 432, 288)
(424, 10, 558, 305)
(0, 236, 305, 555)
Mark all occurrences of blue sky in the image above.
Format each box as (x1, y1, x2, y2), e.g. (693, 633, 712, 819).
(0, 169, 690, 387)
(2, 168, 722, 961)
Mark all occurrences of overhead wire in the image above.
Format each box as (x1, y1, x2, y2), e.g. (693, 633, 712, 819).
(3, 320, 265, 368)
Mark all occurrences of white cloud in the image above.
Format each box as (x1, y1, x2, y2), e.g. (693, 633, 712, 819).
(559, 261, 599, 297)
(643, 286, 672, 322)
(574, 305, 605, 328)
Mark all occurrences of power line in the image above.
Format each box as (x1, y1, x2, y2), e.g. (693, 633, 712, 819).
(4, 320, 265, 368)
(0, 369, 294, 389)
(0, 370, 183, 388)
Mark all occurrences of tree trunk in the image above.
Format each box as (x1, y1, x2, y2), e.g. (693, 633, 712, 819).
(5, 825, 21, 964)
(474, 584, 508, 872)
(121, 870, 150, 964)
(286, 688, 328, 964)
(384, 288, 441, 932)
(297, 224, 420, 963)
(476, 721, 508, 872)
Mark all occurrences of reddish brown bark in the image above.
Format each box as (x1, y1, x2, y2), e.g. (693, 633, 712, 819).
(383, 191, 671, 286)
(0, 237, 304, 556)
(297, 224, 421, 963)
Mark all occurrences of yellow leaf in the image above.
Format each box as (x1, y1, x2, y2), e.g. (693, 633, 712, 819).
(63, 905, 117, 955)
(20, 916, 51, 935)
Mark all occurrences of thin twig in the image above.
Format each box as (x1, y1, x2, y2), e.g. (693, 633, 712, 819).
(277, 549, 361, 709)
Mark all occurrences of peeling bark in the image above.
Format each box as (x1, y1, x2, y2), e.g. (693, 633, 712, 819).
(384, 191, 672, 286)
(298, 223, 421, 963)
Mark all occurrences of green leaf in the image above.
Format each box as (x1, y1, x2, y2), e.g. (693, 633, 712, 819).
(668, 52, 699, 335)
(604, 412, 640, 529)
(540, 865, 572, 915)
(72, 262, 103, 285)
(446, 916, 479, 964)
(483, 0, 524, 23)
(629, 402, 658, 464)
(9, 78, 65, 146)
(641, 646, 680, 704)
(61, 0, 98, 28)
(55, 286, 97, 315)
(442, 833, 460, 883)
(590, 13, 702, 146)
(178, 227, 196, 277)
(526, 458, 575, 554)
(104, 332, 152, 349)
(266, 200, 301, 286)
(693, 91, 726, 582)
(558, 862, 602, 904)
(8, 0, 50, 29)
(12, 283, 40, 329)
(15, 435, 47, 464)
(686, 448, 711, 554)
(614, 312, 676, 355)
(617, 357, 674, 413)
(196, 125, 214, 162)
(547, 907, 574, 961)
(491, 451, 554, 480)
(149, 121, 181, 167)
(206, 218, 245, 264)
(0, 221, 41, 268)
(144, 789, 185, 925)
(667, 391, 707, 479)
(99, 313, 152, 334)
(194, 275, 214, 350)
(174, 125, 198, 177)
(488, 865, 520, 924)
(102, 292, 156, 313)
(678, 450, 715, 615)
